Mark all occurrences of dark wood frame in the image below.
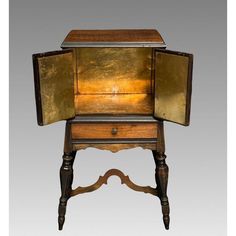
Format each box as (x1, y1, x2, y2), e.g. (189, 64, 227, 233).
(57, 115, 170, 230)
(32, 29, 194, 233)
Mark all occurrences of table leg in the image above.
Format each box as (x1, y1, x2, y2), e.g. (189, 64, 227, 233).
(58, 151, 76, 230)
(153, 151, 170, 230)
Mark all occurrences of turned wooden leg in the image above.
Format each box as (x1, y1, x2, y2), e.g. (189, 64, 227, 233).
(58, 151, 76, 230)
(153, 151, 170, 230)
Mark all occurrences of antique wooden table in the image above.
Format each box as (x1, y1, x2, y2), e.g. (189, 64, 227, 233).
(32, 29, 193, 231)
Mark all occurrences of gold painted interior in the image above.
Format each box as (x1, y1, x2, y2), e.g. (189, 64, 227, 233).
(75, 48, 152, 94)
(75, 94, 153, 114)
(38, 52, 75, 125)
(36, 47, 192, 121)
(154, 51, 190, 125)
(74, 48, 153, 114)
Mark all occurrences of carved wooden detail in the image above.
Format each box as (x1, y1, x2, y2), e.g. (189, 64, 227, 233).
(73, 143, 157, 153)
(70, 169, 158, 197)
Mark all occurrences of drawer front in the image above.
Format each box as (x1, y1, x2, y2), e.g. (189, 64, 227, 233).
(71, 123, 158, 139)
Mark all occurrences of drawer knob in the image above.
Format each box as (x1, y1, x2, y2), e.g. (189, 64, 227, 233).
(111, 127, 118, 135)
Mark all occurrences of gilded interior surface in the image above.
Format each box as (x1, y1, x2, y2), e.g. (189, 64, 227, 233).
(38, 52, 75, 125)
(75, 94, 153, 114)
(154, 52, 189, 125)
(76, 48, 152, 94)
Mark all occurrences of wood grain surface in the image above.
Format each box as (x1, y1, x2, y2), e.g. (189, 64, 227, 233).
(71, 123, 158, 139)
(63, 29, 164, 43)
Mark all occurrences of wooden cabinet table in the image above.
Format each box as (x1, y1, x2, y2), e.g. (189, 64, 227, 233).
(32, 29, 193, 231)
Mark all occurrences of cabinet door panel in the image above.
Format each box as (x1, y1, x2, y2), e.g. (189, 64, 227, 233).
(33, 50, 75, 125)
(154, 49, 193, 126)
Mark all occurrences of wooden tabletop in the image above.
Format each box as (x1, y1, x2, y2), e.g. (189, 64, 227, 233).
(61, 29, 165, 47)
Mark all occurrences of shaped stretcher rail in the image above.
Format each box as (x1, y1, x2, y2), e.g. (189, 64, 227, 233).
(70, 168, 158, 197)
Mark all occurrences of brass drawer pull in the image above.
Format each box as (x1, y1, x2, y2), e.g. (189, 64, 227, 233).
(111, 127, 118, 135)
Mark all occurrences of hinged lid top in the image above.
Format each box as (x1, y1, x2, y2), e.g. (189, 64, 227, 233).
(61, 29, 165, 48)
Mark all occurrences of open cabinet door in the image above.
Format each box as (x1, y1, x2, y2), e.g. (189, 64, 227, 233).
(33, 50, 75, 126)
(154, 49, 193, 126)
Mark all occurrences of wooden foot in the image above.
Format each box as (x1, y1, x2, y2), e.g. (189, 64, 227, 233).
(58, 151, 76, 230)
(153, 151, 170, 230)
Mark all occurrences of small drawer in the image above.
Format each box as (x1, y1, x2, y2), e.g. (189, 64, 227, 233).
(71, 123, 158, 139)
